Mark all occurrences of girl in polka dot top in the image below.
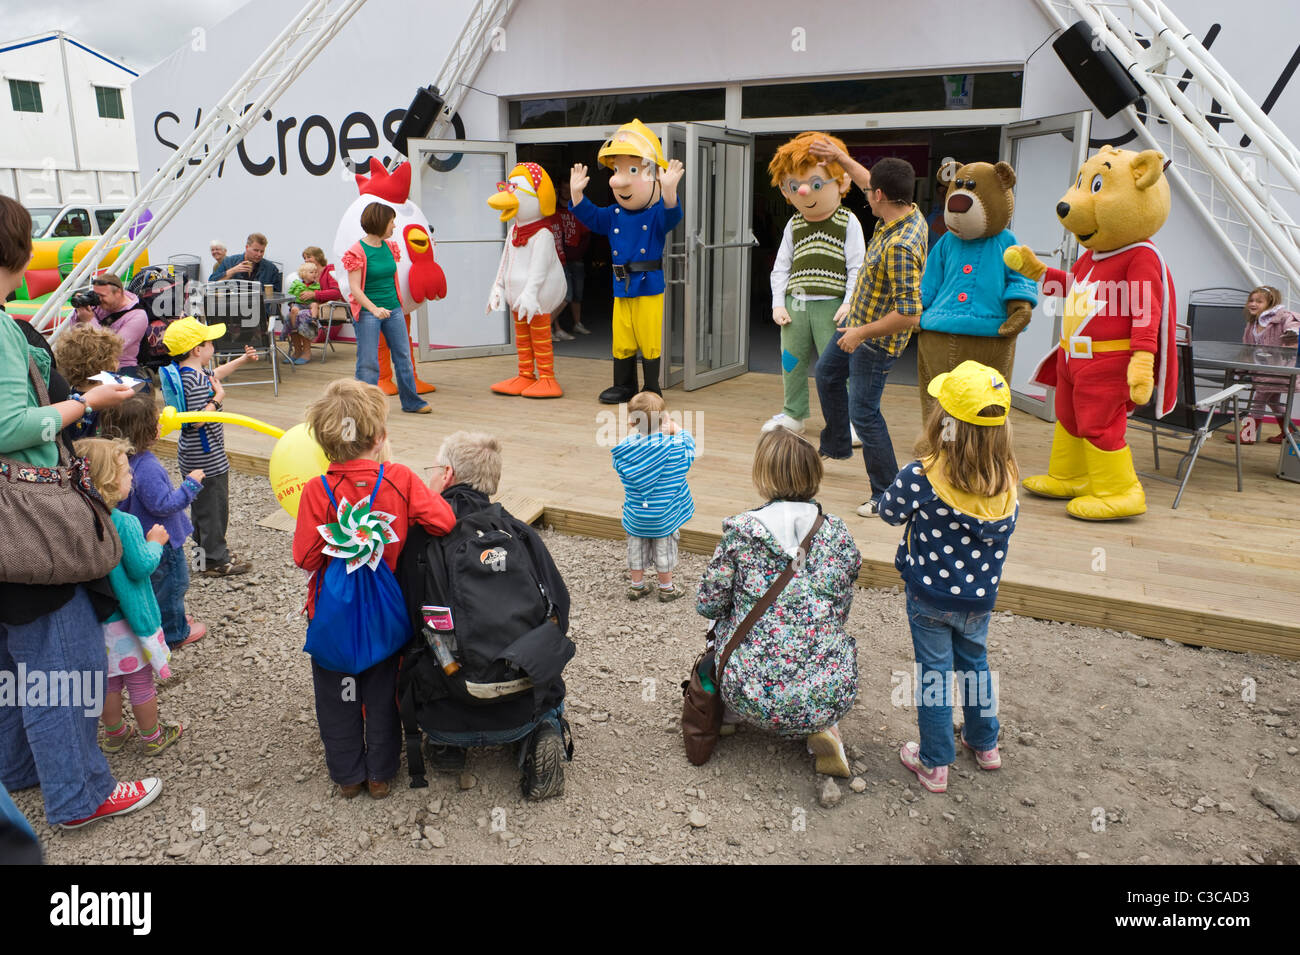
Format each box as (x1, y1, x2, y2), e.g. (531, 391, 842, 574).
(878, 360, 1018, 794)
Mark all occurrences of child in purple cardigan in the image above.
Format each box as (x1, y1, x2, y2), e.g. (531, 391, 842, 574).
(102, 394, 208, 649)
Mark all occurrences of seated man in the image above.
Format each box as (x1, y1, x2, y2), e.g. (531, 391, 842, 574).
(397, 431, 575, 800)
(210, 232, 285, 343)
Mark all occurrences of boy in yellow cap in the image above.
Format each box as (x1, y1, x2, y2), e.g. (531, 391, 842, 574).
(161, 317, 259, 577)
(569, 119, 685, 403)
(877, 360, 1019, 795)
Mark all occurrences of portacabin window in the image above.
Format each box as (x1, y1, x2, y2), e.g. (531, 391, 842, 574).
(9, 79, 43, 113)
(94, 85, 125, 120)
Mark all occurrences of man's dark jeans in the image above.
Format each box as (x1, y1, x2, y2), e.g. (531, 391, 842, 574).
(815, 330, 900, 502)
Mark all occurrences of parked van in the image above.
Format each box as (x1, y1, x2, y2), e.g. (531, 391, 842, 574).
(27, 203, 128, 239)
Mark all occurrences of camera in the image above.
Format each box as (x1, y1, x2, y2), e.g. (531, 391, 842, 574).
(70, 289, 100, 309)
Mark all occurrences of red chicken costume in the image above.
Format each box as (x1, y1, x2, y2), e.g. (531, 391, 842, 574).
(332, 159, 446, 395)
(1005, 145, 1177, 520)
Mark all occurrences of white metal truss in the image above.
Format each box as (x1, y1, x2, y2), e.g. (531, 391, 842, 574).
(426, 0, 516, 140)
(1034, 0, 1300, 304)
(34, 0, 517, 332)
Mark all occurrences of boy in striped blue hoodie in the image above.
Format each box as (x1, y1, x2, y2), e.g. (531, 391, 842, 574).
(611, 391, 695, 602)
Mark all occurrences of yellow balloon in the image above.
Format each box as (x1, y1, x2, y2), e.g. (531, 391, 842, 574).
(268, 422, 331, 517)
(160, 405, 285, 439)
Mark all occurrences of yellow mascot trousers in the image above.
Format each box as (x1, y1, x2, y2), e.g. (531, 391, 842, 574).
(611, 295, 663, 360)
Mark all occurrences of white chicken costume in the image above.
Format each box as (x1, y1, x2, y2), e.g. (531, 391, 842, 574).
(333, 158, 445, 395)
(486, 162, 567, 398)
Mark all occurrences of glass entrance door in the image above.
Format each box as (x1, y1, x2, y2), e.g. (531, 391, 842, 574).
(999, 112, 1092, 419)
(683, 123, 756, 390)
(661, 124, 688, 388)
(407, 139, 517, 361)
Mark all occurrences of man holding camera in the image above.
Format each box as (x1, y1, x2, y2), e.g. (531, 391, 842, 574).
(74, 273, 149, 378)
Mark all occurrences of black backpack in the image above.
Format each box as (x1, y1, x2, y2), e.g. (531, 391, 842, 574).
(398, 503, 575, 786)
(126, 265, 183, 369)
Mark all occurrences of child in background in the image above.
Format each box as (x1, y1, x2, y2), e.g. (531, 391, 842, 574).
(51, 323, 124, 440)
(1226, 285, 1299, 445)
(878, 360, 1019, 794)
(285, 260, 324, 365)
(162, 317, 259, 578)
(292, 379, 456, 799)
(611, 390, 696, 602)
(101, 393, 207, 649)
(73, 437, 183, 757)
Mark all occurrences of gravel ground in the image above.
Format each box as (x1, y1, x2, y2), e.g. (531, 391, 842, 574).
(16, 469, 1300, 865)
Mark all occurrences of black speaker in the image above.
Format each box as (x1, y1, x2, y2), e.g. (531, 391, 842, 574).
(392, 85, 445, 157)
(1053, 21, 1143, 119)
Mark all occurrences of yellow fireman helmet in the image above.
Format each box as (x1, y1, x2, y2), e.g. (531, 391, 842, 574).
(597, 119, 668, 171)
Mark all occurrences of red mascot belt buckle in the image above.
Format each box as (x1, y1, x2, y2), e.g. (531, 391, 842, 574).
(1067, 335, 1094, 359)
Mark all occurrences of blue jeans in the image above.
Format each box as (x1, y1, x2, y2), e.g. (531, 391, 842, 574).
(0, 588, 116, 825)
(905, 590, 999, 769)
(354, 308, 426, 412)
(815, 332, 900, 498)
(154, 544, 191, 647)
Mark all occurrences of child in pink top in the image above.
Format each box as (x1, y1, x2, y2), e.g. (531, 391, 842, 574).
(1227, 286, 1299, 445)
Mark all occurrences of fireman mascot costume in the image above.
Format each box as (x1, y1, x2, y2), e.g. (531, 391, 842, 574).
(569, 120, 685, 403)
(486, 162, 567, 398)
(1004, 145, 1177, 520)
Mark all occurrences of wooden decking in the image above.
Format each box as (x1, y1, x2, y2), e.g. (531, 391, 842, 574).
(161, 343, 1300, 659)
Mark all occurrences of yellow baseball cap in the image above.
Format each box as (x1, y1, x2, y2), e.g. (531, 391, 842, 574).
(926, 360, 1010, 426)
(164, 316, 226, 356)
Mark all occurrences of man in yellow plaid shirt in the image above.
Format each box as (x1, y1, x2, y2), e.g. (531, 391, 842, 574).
(811, 143, 928, 516)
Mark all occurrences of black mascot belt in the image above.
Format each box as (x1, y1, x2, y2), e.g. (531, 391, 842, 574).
(612, 259, 663, 291)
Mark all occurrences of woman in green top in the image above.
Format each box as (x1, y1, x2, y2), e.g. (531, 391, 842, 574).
(341, 202, 429, 414)
(0, 195, 164, 830)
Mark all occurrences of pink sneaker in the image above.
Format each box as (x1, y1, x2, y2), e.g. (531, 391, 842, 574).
(960, 731, 1001, 770)
(899, 742, 948, 793)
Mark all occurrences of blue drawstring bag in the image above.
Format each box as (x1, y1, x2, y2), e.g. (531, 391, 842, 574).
(303, 465, 412, 674)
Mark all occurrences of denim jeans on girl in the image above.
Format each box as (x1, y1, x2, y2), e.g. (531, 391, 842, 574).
(153, 544, 191, 647)
(354, 308, 426, 412)
(0, 587, 116, 825)
(815, 331, 900, 499)
(905, 589, 1000, 770)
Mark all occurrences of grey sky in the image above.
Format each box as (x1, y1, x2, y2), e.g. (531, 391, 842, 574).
(0, 0, 252, 73)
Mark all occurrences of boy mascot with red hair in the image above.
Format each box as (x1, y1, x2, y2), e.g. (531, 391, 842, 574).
(1004, 145, 1177, 520)
(762, 131, 863, 435)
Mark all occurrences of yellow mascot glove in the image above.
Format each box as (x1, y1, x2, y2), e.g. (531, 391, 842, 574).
(1002, 244, 1047, 282)
(1127, 350, 1155, 405)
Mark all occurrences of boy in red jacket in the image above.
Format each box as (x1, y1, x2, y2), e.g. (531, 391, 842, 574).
(293, 378, 455, 799)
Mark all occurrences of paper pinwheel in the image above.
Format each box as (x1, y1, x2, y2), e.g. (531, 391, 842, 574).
(316, 496, 400, 573)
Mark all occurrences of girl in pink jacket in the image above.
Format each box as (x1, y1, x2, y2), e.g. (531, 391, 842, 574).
(1228, 286, 1299, 445)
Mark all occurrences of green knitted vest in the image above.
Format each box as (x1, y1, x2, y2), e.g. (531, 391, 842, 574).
(789, 207, 850, 297)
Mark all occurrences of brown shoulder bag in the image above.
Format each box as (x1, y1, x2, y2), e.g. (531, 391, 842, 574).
(0, 355, 122, 585)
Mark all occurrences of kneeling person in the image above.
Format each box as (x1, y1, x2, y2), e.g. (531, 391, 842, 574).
(397, 432, 575, 800)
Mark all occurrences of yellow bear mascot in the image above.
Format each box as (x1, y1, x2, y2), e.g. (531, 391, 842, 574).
(1005, 145, 1178, 520)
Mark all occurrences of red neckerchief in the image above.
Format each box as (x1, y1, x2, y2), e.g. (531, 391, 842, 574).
(511, 220, 549, 247)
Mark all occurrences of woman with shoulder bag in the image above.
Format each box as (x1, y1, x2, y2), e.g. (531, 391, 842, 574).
(695, 427, 862, 777)
(0, 196, 163, 829)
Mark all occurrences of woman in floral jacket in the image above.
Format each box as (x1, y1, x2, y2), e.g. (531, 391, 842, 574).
(696, 428, 862, 777)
